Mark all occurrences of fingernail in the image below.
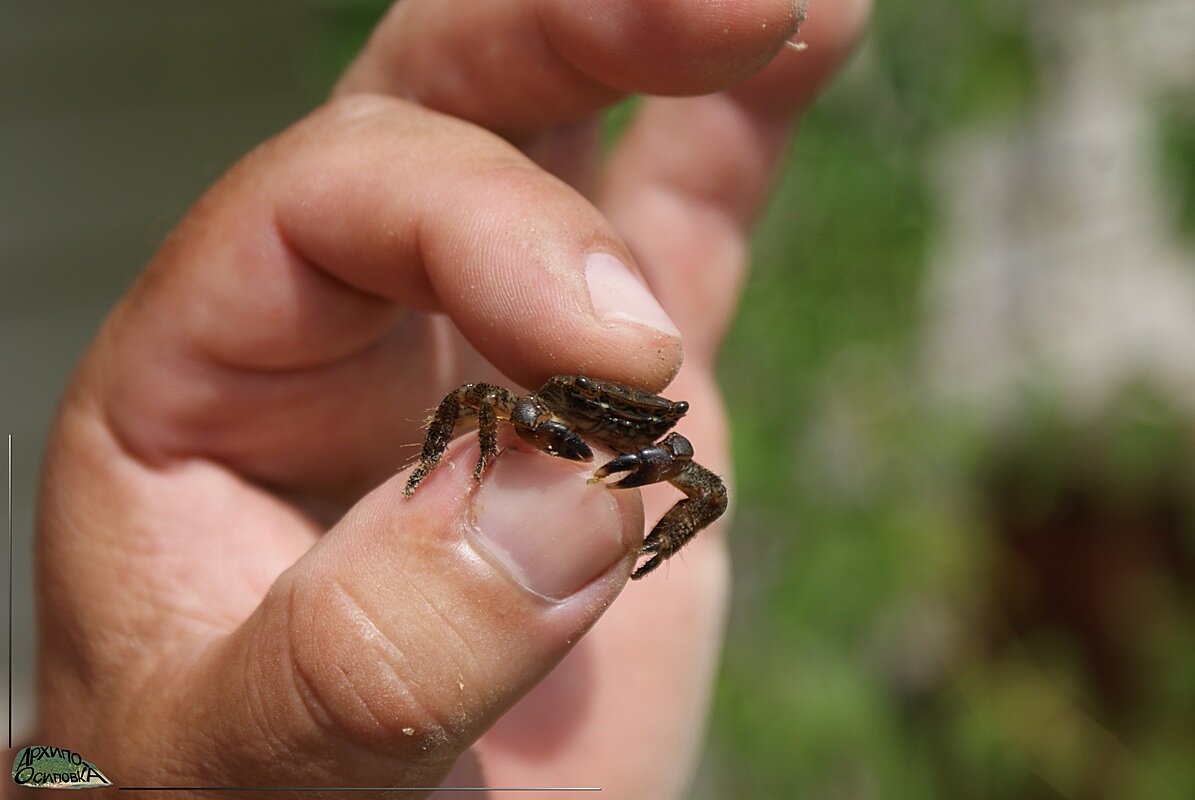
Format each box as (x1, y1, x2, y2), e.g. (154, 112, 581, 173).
(468, 448, 635, 599)
(585, 252, 681, 338)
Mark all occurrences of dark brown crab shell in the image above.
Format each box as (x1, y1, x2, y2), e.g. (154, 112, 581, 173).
(534, 375, 690, 451)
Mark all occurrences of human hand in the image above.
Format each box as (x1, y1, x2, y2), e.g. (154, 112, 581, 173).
(28, 1, 866, 797)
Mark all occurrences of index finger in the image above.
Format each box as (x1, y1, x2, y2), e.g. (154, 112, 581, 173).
(92, 96, 682, 486)
(335, 0, 805, 140)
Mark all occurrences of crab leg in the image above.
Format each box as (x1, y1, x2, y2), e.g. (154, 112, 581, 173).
(403, 383, 519, 496)
(633, 460, 728, 580)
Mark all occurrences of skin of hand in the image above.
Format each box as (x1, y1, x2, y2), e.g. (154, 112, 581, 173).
(22, 1, 867, 798)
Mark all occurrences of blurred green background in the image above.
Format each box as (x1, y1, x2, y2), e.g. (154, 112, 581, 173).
(5, 1, 1194, 797)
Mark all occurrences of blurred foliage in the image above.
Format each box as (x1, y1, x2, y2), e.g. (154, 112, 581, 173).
(867, 0, 1037, 130)
(1155, 98, 1195, 245)
(707, 0, 1037, 790)
(311, 1, 1195, 797)
(708, 0, 1194, 797)
(304, 0, 392, 91)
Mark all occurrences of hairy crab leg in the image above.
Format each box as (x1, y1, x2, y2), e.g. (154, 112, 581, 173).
(632, 460, 728, 580)
(403, 383, 518, 496)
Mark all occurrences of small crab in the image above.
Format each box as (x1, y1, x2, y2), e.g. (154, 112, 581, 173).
(403, 375, 728, 579)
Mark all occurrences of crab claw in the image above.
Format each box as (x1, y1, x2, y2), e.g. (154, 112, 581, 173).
(517, 419, 593, 461)
(591, 443, 686, 488)
(591, 452, 644, 484)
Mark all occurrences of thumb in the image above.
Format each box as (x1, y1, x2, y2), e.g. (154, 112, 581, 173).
(183, 437, 642, 793)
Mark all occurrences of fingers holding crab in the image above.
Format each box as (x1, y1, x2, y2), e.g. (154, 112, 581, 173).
(96, 95, 684, 505)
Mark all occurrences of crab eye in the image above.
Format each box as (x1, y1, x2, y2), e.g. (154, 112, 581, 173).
(672, 401, 690, 414)
(574, 376, 594, 390)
